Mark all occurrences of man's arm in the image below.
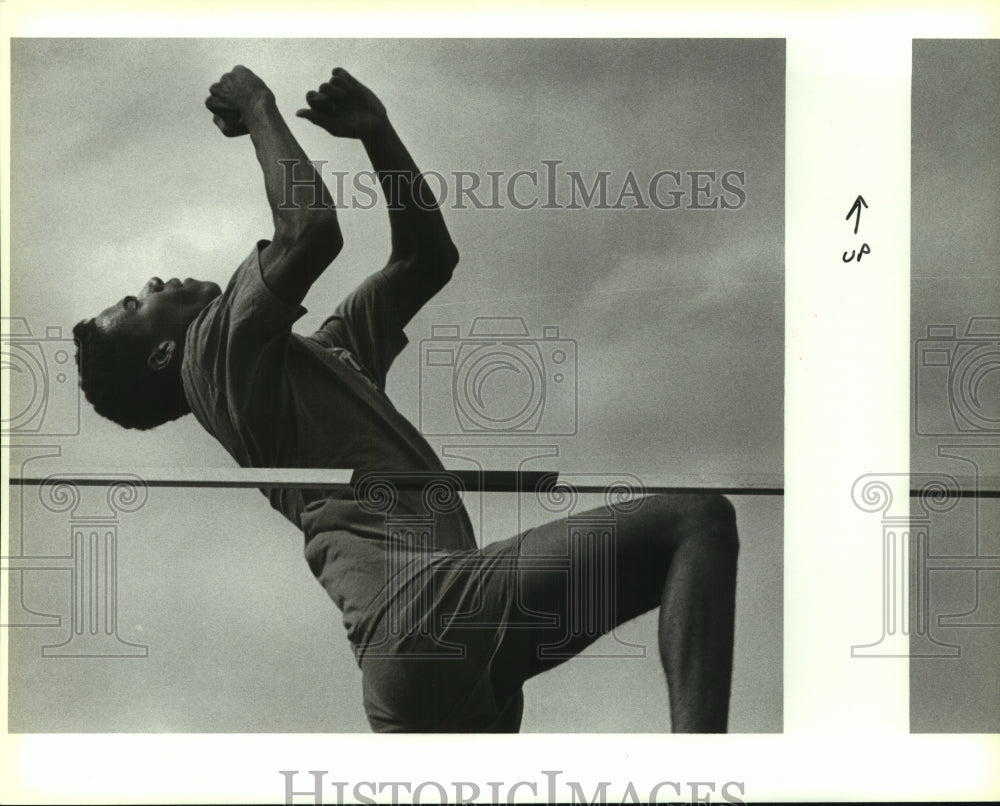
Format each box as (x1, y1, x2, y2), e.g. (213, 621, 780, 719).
(362, 122, 460, 271)
(296, 68, 459, 322)
(205, 66, 343, 306)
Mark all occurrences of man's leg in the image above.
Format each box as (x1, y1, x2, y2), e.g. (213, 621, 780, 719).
(488, 493, 739, 732)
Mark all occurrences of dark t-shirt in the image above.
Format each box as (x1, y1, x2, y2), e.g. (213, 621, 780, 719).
(180, 242, 477, 640)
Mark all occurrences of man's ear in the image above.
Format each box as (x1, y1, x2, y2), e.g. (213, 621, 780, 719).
(147, 340, 177, 371)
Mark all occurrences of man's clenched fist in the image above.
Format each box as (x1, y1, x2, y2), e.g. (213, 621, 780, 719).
(296, 67, 389, 140)
(205, 65, 274, 137)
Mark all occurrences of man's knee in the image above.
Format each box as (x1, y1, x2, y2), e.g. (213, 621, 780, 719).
(695, 493, 739, 554)
(643, 492, 738, 549)
(703, 493, 736, 528)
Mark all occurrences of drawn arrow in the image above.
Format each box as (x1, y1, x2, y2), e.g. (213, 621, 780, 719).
(846, 195, 868, 235)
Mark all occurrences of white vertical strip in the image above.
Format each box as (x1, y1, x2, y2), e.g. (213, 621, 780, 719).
(786, 32, 911, 733)
(4, 6, 1000, 805)
(0, 0, 14, 748)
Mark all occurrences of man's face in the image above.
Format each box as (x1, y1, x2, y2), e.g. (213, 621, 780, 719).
(95, 276, 221, 359)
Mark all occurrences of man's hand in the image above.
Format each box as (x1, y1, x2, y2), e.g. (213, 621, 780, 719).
(295, 67, 388, 140)
(204, 65, 275, 137)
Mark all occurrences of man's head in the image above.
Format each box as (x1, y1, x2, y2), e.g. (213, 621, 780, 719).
(74, 276, 221, 430)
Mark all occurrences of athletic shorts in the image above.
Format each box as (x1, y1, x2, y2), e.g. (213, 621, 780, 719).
(350, 534, 530, 732)
(322, 501, 644, 732)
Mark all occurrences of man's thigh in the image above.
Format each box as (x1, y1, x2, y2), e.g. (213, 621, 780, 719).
(486, 493, 731, 697)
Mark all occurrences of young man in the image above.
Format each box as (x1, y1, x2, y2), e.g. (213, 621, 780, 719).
(73, 65, 739, 732)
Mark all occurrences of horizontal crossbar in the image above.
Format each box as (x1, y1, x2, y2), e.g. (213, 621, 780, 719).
(6, 469, 1000, 497)
(7, 468, 787, 495)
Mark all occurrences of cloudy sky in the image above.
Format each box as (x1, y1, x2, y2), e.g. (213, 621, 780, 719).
(910, 39, 999, 733)
(8, 39, 783, 732)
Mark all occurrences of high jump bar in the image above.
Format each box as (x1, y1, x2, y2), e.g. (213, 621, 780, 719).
(6, 469, 1000, 497)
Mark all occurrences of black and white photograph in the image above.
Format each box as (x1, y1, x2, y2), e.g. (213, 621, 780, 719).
(3, 5, 1000, 805)
(5, 38, 784, 736)
(907, 38, 1000, 732)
